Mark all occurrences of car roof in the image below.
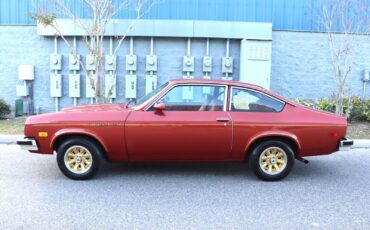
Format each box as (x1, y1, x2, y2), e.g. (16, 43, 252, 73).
(169, 78, 266, 91)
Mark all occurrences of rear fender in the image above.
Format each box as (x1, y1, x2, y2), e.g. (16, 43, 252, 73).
(245, 130, 301, 155)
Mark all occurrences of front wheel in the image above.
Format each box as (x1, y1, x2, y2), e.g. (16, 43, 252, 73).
(249, 140, 295, 181)
(56, 137, 102, 180)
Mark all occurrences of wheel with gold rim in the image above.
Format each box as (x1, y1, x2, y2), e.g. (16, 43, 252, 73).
(57, 137, 102, 180)
(63, 145, 93, 175)
(249, 140, 294, 181)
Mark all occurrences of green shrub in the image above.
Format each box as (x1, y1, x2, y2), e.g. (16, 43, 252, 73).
(348, 97, 370, 121)
(293, 97, 370, 122)
(293, 99, 313, 108)
(316, 98, 336, 113)
(0, 99, 11, 119)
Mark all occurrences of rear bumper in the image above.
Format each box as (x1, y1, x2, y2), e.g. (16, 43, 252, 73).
(17, 137, 38, 151)
(339, 138, 354, 151)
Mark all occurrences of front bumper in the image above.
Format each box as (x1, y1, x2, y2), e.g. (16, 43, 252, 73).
(17, 137, 38, 151)
(339, 138, 354, 151)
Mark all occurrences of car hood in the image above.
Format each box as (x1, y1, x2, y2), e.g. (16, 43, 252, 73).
(25, 103, 130, 125)
(61, 103, 126, 113)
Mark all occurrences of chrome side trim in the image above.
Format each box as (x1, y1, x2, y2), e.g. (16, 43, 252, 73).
(17, 137, 38, 151)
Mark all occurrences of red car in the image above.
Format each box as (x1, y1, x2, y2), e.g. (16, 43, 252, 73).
(17, 79, 353, 181)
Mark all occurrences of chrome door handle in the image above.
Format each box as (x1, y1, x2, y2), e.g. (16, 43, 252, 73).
(216, 117, 230, 122)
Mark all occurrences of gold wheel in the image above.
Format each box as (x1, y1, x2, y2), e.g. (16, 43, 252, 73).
(259, 146, 287, 175)
(64, 145, 93, 174)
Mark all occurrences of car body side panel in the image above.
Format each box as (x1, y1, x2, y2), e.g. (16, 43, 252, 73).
(230, 104, 347, 159)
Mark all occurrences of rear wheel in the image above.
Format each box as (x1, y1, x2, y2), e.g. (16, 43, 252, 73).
(249, 140, 294, 181)
(56, 137, 102, 180)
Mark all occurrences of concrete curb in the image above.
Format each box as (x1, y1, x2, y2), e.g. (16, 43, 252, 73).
(0, 135, 23, 145)
(1, 135, 370, 148)
(352, 139, 370, 149)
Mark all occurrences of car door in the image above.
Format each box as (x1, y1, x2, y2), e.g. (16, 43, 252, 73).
(125, 84, 233, 161)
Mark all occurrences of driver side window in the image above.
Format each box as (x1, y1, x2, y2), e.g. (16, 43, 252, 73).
(150, 85, 226, 111)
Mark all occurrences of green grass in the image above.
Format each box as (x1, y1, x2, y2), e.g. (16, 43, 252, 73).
(0, 117, 26, 135)
(0, 117, 369, 139)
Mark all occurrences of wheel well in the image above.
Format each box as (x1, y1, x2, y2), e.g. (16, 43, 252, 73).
(53, 134, 108, 160)
(245, 136, 299, 161)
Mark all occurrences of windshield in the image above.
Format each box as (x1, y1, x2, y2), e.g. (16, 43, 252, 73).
(133, 82, 169, 107)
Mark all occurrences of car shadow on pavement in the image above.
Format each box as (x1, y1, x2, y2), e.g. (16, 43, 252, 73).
(98, 161, 256, 180)
(96, 157, 339, 182)
(290, 157, 346, 180)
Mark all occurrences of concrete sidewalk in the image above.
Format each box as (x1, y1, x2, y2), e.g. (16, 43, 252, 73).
(1, 134, 370, 148)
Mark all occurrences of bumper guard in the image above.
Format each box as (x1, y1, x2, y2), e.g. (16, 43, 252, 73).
(17, 137, 38, 151)
(339, 138, 354, 151)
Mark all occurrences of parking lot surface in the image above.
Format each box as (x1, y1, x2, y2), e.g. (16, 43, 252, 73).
(0, 145, 369, 229)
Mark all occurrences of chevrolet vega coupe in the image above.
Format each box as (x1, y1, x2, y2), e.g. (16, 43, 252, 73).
(17, 79, 353, 181)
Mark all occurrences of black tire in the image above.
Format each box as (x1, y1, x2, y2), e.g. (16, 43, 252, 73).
(249, 140, 295, 181)
(56, 137, 102, 180)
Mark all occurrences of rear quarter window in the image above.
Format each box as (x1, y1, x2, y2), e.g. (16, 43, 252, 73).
(230, 87, 285, 112)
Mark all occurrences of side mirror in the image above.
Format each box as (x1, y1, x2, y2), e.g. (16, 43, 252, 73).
(153, 103, 165, 111)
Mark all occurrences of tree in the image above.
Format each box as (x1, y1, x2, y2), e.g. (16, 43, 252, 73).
(319, 0, 369, 115)
(31, 0, 160, 103)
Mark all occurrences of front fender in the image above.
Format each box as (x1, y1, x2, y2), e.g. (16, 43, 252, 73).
(50, 128, 109, 153)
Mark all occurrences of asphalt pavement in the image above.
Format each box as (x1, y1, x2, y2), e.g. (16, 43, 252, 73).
(0, 145, 369, 229)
